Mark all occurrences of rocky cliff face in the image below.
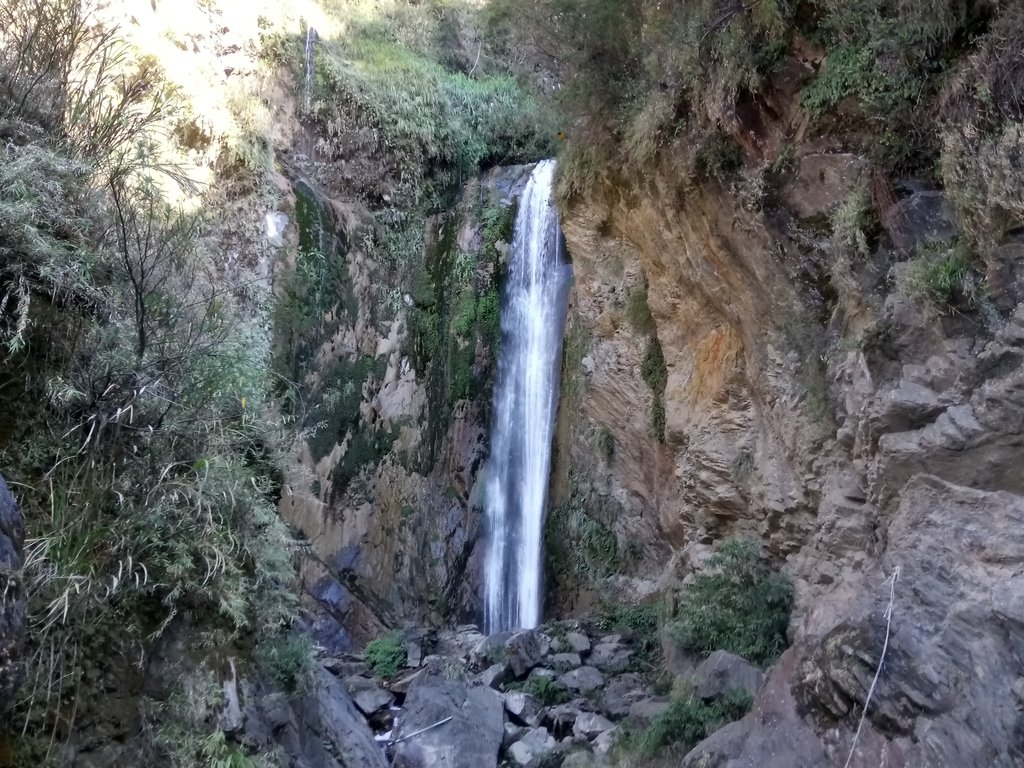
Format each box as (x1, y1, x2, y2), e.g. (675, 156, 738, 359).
(273, 159, 532, 649)
(554, 137, 1024, 762)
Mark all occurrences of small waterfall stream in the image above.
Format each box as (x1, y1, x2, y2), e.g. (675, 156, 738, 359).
(483, 160, 573, 633)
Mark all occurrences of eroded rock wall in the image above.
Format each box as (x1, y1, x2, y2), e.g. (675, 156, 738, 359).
(555, 142, 1024, 763)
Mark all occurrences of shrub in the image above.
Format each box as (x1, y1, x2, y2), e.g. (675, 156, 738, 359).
(668, 539, 792, 666)
(365, 631, 407, 678)
(623, 689, 752, 757)
(624, 285, 654, 333)
(641, 336, 668, 442)
(904, 241, 979, 313)
(256, 634, 315, 694)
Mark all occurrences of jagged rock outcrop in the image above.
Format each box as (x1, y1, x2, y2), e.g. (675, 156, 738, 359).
(554, 131, 1024, 763)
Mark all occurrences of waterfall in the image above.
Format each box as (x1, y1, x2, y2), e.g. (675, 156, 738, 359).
(483, 160, 573, 633)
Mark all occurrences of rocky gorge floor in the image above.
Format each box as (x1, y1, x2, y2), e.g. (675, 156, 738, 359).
(305, 620, 765, 768)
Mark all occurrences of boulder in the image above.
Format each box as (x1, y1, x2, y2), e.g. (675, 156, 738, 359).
(508, 726, 558, 767)
(503, 721, 527, 749)
(628, 697, 671, 724)
(505, 630, 543, 677)
(882, 187, 957, 252)
(503, 690, 541, 726)
(548, 652, 582, 671)
(589, 642, 631, 673)
(693, 651, 765, 701)
(661, 627, 701, 678)
(471, 631, 513, 668)
(392, 660, 504, 768)
(601, 673, 646, 718)
(565, 632, 592, 655)
(404, 628, 424, 668)
(545, 702, 583, 739)
(344, 675, 395, 715)
(291, 667, 389, 768)
(559, 666, 604, 694)
(480, 661, 511, 689)
(573, 712, 614, 740)
(593, 727, 617, 757)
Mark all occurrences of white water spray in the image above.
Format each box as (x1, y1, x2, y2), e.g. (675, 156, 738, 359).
(483, 160, 572, 633)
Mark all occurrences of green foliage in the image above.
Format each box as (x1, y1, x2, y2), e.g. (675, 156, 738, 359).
(365, 631, 407, 678)
(255, 634, 315, 694)
(546, 495, 620, 583)
(0, 3, 298, 758)
(624, 285, 654, 334)
(904, 241, 979, 313)
(620, 690, 752, 757)
(668, 540, 792, 666)
(597, 602, 662, 665)
(641, 336, 668, 442)
(512, 675, 572, 706)
(312, 23, 553, 206)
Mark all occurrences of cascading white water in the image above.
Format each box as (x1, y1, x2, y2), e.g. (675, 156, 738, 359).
(483, 160, 573, 633)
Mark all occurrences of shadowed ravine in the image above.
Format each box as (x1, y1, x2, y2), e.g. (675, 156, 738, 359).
(483, 159, 572, 633)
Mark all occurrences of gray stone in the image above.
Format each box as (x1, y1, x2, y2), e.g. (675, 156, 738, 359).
(565, 632, 592, 655)
(593, 727, 617, 757)
(548, 652, 582, 671)
(260, 692, 292, 730)
(661, 626, 701, 678)
(505, 629, 543, 677)
(471, 631, 513, 668)
(503, 721, 527, 749)
(480, 661, 511, 689)
(345, 675, 395, 715)
(628, 697, 671, 724)
(218, 662, 244, 733)
(388, 667, 425, 695)
(392, 660, 503, 768)
(0, 474, 24, 713)
(601, 673, 646, 718)
(508, 726, 558, 767)
(589, 642, 631, 673)
(573, 712, 614, 740)
(404, 629, 424, 668)
(693, 651, 765, 701)
(294, 667, 389, 768)
(528, 666, 557, 680)
(883, 188, 957, 252)
(503, 690, 541, 726)
(545, 702, 583, 740)
(559, 666, 605, 694)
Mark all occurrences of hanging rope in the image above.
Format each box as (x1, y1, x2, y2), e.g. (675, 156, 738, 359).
(844, 566, 901, 768)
